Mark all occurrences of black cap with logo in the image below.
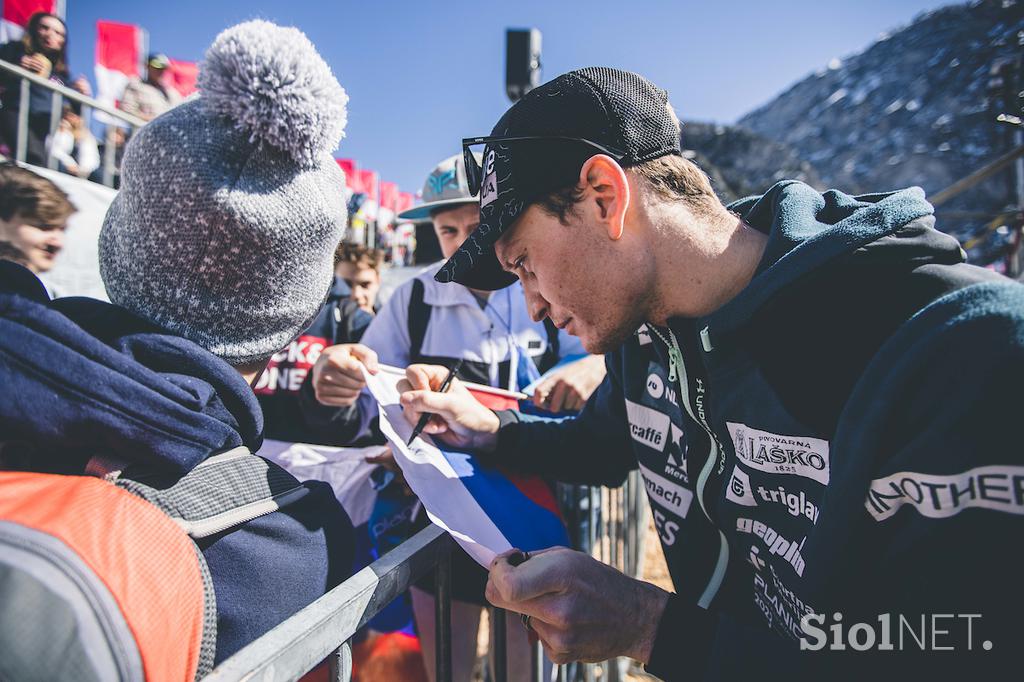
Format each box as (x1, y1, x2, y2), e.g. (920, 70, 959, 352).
(436, 67, 682, 290)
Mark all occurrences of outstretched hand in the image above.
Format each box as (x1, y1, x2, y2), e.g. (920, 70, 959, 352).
(311, 343, 378, 407)
(532, 355, 606, 413)
(398, 364, 501, 452)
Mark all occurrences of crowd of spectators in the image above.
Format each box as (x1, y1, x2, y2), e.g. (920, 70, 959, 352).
(0, 12, 184, 185)
(0, 13, 91, 166)
(0, 18, 601, 681)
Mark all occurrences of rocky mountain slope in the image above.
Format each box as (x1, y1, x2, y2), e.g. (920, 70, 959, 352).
(736, 0, 1023, 254)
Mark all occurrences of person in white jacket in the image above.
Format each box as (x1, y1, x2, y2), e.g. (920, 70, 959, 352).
(46, 106, 99, 179)
(309, 153, 607, 682)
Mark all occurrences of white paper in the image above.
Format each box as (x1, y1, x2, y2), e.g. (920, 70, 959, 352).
(257, 439, 382, 528)
(362, 366, 512, 566)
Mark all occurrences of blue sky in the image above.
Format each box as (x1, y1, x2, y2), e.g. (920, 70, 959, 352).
(66, 0, 954, 193)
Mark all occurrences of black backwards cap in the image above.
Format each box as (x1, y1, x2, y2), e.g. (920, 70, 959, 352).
(436, 67, 682, 290)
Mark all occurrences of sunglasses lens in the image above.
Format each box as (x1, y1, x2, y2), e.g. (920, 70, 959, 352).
(464, 146, 482, 196)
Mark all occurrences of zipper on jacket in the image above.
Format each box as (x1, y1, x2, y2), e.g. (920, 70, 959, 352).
(647, 323, 729, 609)
(700, 326, 714, 352)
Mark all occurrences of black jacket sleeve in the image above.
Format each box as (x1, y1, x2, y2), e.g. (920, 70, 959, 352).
(486, 353, 636, 488)
(292, 300, 378, 445)
(645, 594, 717, 681)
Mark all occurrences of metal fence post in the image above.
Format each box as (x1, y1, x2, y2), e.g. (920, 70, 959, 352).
(102, 124, 117, 187)
(435, 549, 453, 682)
(15, 78, 29, 162)
(328, 641, 352, 682)
(532, 638, 545, 682)
(47, 89, 61, 170)
(493, 607, 508, 682)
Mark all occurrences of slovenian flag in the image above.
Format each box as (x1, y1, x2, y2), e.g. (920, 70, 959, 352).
(365, 367, 568, 566)
(0, 0, 60, 43)
(94, 20, 145, 124)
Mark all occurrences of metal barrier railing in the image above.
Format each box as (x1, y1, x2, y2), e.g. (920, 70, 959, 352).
(0, 59, 145, 186)
(205, 470, 650, 682)
(205, 523, 456, 682)
(557, 473, 649, 682)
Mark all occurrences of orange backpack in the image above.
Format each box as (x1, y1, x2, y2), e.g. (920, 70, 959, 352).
(0, 471, 214, 681)
(0, 469, 220, 681)
(0, 443, 327, 681)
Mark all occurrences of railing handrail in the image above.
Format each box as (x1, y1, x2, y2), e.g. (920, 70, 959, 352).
(204, 524, 455, 682)
(205, 472, 650, 682)
(0, 58, 146, 128)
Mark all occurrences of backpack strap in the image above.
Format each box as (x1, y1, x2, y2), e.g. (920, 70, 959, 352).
(407, 277, 431, 363)
(114, 447, 311, 540)
(333, 298, 372, 344)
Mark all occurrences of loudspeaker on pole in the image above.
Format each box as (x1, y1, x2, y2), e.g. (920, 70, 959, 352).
(506, 28, 542, 102)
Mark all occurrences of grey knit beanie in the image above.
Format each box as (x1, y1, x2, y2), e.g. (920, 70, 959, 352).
(99, 20, 349, 365)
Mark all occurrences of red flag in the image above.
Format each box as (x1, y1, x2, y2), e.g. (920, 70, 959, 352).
(95, 21, 145, 117)
(96, 21, 142, 78)
(167, 58, 198, 98)
(379, 181, 399, 212)
(356, 169, 378, 201)
(336, 158, 357, 187)
(346, 167, 367, 196)
(396, 192, 415, 215)
(0, 0, 58, 42)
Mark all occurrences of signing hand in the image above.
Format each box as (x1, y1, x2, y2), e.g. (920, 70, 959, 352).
(398, 364, 500, 452)
(532, 355, 606, 413)
(311, 343, 378, 407)
(486, 547, 669, 665)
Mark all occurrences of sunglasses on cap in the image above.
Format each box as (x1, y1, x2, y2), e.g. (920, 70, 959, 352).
(461, 135, 627, 197)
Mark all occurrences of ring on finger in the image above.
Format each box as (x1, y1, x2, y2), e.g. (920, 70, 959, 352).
(521, 613, 533, 632)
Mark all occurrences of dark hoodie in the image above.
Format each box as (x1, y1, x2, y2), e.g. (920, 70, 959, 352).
(490, 182, 1024, 679)
(0, 263, 356, 663)
(254, 276, 373, 445)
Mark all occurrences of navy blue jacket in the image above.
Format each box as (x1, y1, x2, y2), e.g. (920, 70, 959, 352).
(255, 276, 373, 445)
(491, 182, 1024, 679)
(0, 263, 355, 663)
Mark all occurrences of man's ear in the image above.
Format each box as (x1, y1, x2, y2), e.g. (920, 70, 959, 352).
(579, 154, 630, 240)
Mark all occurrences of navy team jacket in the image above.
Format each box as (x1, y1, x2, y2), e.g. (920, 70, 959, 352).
(489, 181, 1024, 680)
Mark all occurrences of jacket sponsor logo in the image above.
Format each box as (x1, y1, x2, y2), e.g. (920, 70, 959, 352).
(736, 517, 806, 577)
(758, 484, 820, 524)
(646, 373, 664, 399)
(726, 466, 758, 506)
(865, 465, 1024, 522)
(665, 423, 688, 483)
(625, 399, 670, 451)
(646, 371, 679, 407)
(254, 334, 327, 395)
(636, 324, 652, 346)
(754, 564, 817, 642)
(653, 509, 679, 546)
(727, 422, 830, 485)
(639, 463, 693, 519)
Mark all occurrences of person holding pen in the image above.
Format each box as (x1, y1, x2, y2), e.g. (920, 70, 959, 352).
(308, 152, 607, 682)
(395, 68, 1024, 679)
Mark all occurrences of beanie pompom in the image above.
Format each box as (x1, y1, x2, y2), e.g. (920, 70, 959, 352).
(198, 20, 347, 165)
